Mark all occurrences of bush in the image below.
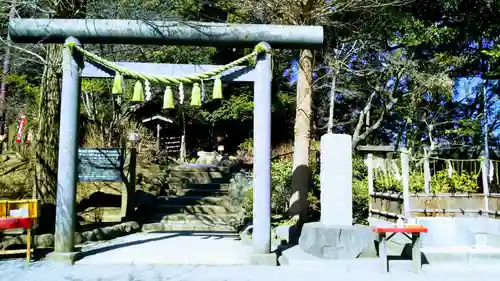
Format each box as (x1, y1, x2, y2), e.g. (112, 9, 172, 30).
(431, 170, 479, 193)
(271, 159, 293, 214)
(227, 172, 253, 230)
(374, 169, 479, 193)
(352, 177, 369, 225)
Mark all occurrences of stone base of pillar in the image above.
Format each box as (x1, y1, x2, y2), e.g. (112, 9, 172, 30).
(298, 222, 377, 259)
(46, 251, 78, 265)
(249, 253, 278, 266)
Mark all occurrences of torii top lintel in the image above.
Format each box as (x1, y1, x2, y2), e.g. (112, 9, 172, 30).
(8, 19, 324, 49)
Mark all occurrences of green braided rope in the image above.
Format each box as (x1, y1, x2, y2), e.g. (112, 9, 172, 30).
(66, 42, 268, 85)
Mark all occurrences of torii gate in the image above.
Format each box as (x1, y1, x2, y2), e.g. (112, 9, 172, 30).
(8, 18, 324, 264)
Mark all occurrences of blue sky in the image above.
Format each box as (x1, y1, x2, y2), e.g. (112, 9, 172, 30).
(283, 58, 500, 137)
(455, 76, 500, 137)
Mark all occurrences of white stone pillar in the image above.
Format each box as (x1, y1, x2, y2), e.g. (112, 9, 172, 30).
(320, 133, 353, 226)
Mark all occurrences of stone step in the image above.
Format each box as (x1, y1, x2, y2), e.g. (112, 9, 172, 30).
(166, 188, 229, 197)
(170, 164, 230, 173)
(78, 207, 123, 223)
(168, 182, 230, 190)
(157, 196, 230, 206)
(158, 213, 238, 225)
(167, 177, 231, 185)
(142, 222, 236, 232)
(154, 204, 236, 215)
(169, 170, 229, 179)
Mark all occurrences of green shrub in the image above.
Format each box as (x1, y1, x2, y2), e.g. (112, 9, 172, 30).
(431, 170, 479, 193)
(374, 169, 479, 193)
(352, 177, 369, 224)
(271, 159, 293, 214)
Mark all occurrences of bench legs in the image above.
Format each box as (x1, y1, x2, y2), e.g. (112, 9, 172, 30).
(411, 233, 422, 274)
(377, 233, 388, 273)
(26, 227, 31, 263)
(378, 232, 422, 274)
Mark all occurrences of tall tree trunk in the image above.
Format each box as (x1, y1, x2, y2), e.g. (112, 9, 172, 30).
(0, 1, 17, 146)
(34, 44, 63, 204)
(289, 49, 313, 222)
(34, 0, 88, 204)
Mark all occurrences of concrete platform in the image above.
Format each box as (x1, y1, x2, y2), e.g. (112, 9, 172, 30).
(75, 231, 254, 265)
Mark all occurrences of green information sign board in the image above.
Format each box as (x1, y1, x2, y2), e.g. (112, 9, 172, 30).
(77, 148, 125, 182)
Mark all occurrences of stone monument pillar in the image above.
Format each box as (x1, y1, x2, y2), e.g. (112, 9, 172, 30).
(298, 133, 376, 259)
(320, 134, 352, 226)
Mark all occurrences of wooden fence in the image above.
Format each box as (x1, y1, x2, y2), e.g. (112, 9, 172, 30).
(370, 192, 500, 221)
(363, 147, 499, 221)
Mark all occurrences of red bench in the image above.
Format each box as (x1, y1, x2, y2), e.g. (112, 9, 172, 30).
(373, 226, 428, 273)
(0, 217, 34, 262)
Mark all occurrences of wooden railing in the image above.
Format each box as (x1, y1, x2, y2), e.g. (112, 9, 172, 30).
(370, 192, 500, 221)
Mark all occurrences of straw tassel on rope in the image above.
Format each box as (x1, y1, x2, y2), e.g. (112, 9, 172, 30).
(112, 72, 123, 95)
(163, 86, 175, 109)
(212, 77, 222, 100)
(132, 80, 145, 102)
(191, 83, 202, 106)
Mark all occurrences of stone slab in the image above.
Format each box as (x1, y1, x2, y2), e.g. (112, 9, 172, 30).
(298, 222, 377, 259)
(249, 253, 277, 266)
(46, 251, 78, 265)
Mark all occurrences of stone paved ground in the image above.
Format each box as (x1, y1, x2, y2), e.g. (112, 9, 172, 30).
(1, 231, 500, 281)
(76, 232, 252, 265)
(1, 260, 500, 281)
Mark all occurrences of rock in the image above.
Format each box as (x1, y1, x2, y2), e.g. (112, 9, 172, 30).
(75, 232, 84, 244)
(122, 221, 141, 233)
(298, 222, 376, 259)
(3, 235, 26, 250)
(82, 230, 96, 242)
(93, 228, 106, 241)
(0, 221, 142, 249)
(196, 151, 222, 165)
(101, 226, 119, 240)
(36, 234, 54, 248)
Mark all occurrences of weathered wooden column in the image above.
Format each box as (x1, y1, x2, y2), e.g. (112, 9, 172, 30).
(367, 153, 374, 219)
(423, 148, 431, 193)
(400, 149, 411, 220)
(251, 42, 274, 265)
(48, 37, 82, 264)
(122, 133, 139, 221)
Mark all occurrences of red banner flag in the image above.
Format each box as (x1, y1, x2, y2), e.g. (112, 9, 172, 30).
(15, 115, 27, 143)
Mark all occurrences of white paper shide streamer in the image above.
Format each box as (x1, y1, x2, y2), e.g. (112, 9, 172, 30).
(489, 160, 494, 183)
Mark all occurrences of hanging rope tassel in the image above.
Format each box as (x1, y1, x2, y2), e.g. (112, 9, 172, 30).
(132, 80, 145, 102)
(163, 86, 175, 109)
(212, 77, 223, 100)
(191, 83, 202, 106)
(144, 80, 152, 101)
(112, 72, 123, 95)
(179, 83, 184, 104)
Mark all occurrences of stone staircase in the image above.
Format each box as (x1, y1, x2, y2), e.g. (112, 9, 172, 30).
(142, 164, 239, 232)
